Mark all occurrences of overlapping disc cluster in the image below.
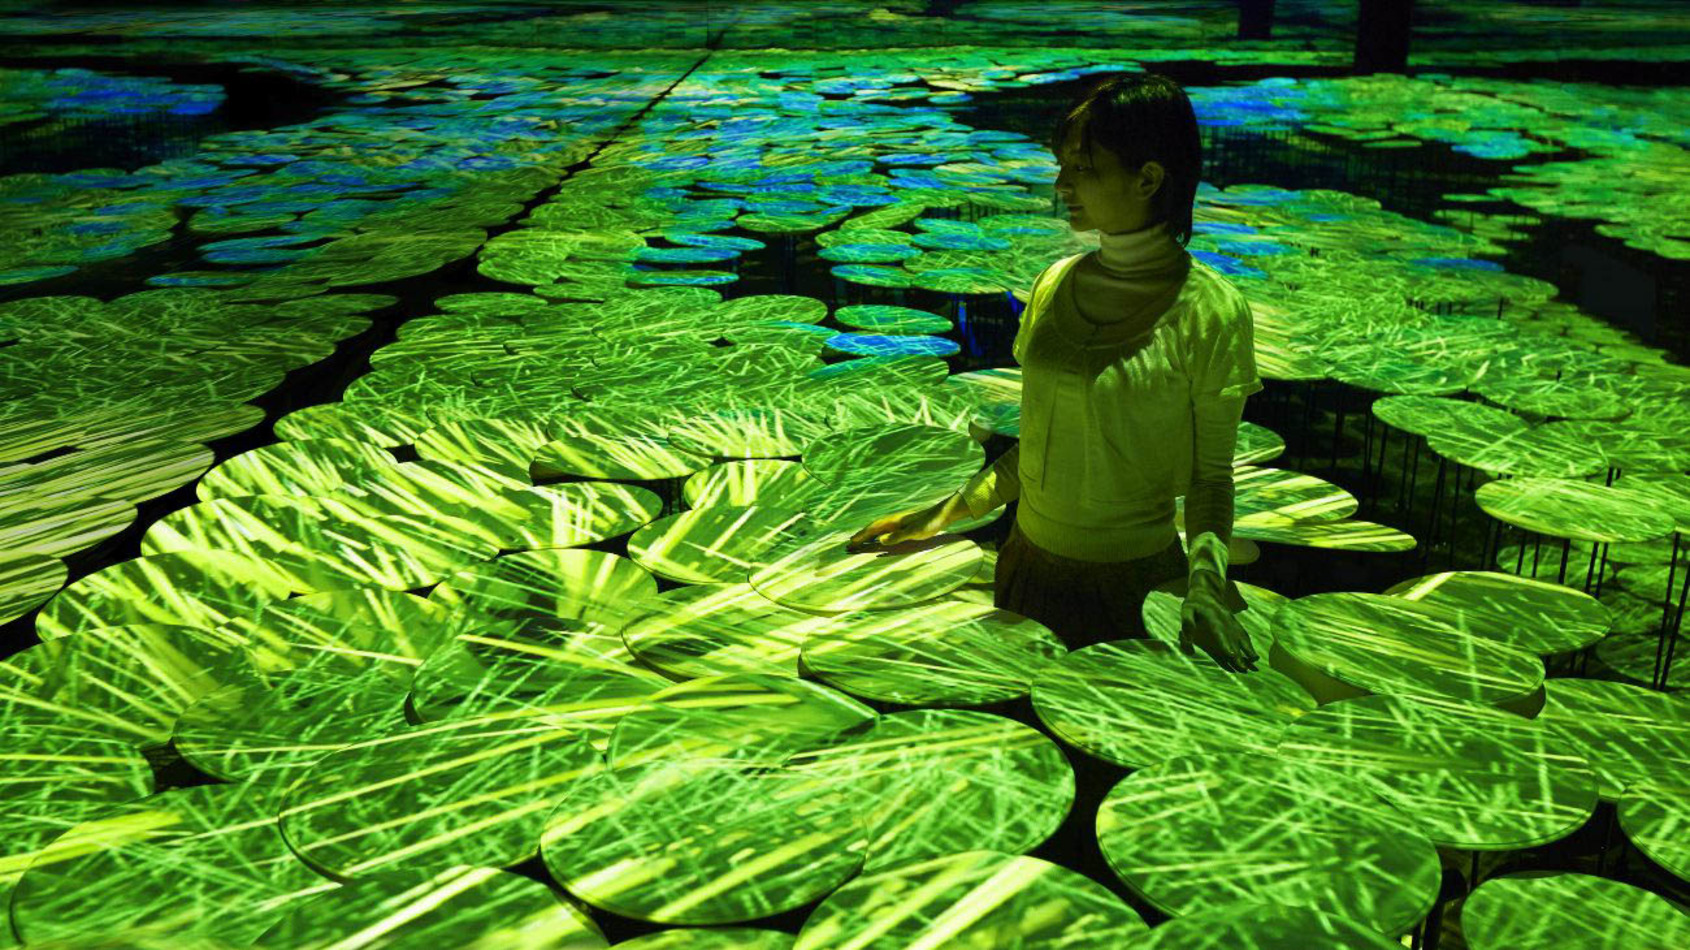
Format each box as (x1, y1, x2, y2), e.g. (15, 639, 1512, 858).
(4, 11, 1689, 949)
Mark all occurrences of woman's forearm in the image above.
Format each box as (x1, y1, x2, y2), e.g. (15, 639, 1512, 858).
(955, 443, 1022, 519)
(1183, 475, 1234, 591)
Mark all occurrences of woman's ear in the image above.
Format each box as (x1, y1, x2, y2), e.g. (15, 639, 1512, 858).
(1138, 160, 1165, 198)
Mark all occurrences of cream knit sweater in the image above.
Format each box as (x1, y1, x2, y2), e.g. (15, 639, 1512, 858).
(956, 220, 1263, 587)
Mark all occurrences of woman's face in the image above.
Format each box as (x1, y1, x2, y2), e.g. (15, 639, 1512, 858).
(1053, 118, 1165, 235)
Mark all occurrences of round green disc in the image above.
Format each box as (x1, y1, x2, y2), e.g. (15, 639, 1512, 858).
(1, 493, 134, 560)
(271, 401, 433, 447)
(800, 422, 983, 489)
(1381, 569, 1610, 657)
(0, 625, 258, 748)
(1221, 517, 1416, 553)
(833, 305, 952, 334)
(782, 708, 1074, 869)
(683, 458, 816, 508)
(540, 759, 865, 925)
(196, 438, 397, 501)
(1461, 872, 1690, 949)
(0, 438, 213, 508)
(1474, 477, 1677, 544)
(1619, 779, 1690, 887)
(1, 553, 66, 626)
(626, 505, 822, 585)
(1230, 465, 1359, 524)
(408, 615, 671, 749)
(802, 599, 1066, 705)
(430, 549, 658, 629)
(413, 417, 555, 485)
(1137, 902, 1400, 949)
(1031, 640, 1314, 769)
(140, 495, 329, 561)
(222, 588, 468, 687)
(36, 551, 295, 640)
(663, 408, 830, 459)
(617, 929, 792, 950)
(213, 508, 491, 593)
(1096, 752, 1440, 934)
(280, 717, 603, 880)
(621, 582, 841, 678)
(9, 783, 334, 945)
(1277, 693, 1598, 849)
(750, 528, 982, 612)
(531, 431, 712, 481)
(252, 866, 607, 949)
(794, 850, 1148, 949)
(172, 677, 406, 787)
(1, 721, 155, 950)
(1471, 375, 1631, 421)
(716, 294, 828, 327)
(609, 673, 876, 770)
(0, 718, 152, 812)
(324, 459, 534, 531)
(1271, 591, 1545, 707)
(1534, 677, 1690, 800)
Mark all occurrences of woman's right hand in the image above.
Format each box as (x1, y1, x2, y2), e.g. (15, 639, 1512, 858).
(846, 494, 965, 553)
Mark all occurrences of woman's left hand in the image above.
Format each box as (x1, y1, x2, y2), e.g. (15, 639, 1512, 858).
(1179, 578, 1258, 673)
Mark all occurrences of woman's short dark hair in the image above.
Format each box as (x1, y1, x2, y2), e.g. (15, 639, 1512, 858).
(1049, 72, 1202, 247)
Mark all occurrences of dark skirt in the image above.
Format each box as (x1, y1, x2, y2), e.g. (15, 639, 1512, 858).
(993, 517, 1190, 650)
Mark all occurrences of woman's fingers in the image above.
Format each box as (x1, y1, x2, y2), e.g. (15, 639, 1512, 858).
(848, 518, 895, 546)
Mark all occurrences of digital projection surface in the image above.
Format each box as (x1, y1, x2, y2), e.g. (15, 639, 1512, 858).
(2, 1, 1690, 948)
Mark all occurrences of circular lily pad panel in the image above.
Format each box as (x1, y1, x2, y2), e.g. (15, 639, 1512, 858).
(408, 615, 671, 748)
(173, 677, 408, 787)
(781, 708, 1074, 870)
(0, 624, 257, 748)
(431, 548, 658, 630)
(1461, 872, 1690, 949)
(625, 504, 823, 585)
(794, 850, 1149, 949)
(800, 422, 982, 489)
(540, 759, 866, 925)
(1533, 677, 1690, 800)
(801, 599, 1066, 705)
(1137, 902, 1401, 949)
(1276, 693, 1599, 850)
(36, 551, 295, 640)
(9, 783, 335, 946)
(1381, 569, 1610, 657)
(621, 582, 843, 679)
(1031, 640, 1314, 770)
(616, 929, 793, 949)
(609, 673, 876, 770)
(1270, 591, 1545, 710)
(1474, 477, 1676, 544)
(280, 717, 603, 880)
(750, 528, 983, 612)
(1096, 752, 1441, 936)
(251, 865, 607, 949)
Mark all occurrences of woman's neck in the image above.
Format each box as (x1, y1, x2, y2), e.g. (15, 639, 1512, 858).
(1092, 220, 1186, 279)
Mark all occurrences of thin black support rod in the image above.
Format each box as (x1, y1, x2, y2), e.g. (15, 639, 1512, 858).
(1238, 0, 1276, 40)
(1355, 0, 1416, 75)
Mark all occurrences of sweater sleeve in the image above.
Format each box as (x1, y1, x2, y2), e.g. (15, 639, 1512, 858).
(959, 258, 1062, 519)
(1184, 395, 1244, 586)
(956, 444, 1021, 519)
(1188, 291, 1265, 405)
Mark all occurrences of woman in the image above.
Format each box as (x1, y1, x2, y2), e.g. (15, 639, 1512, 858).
(849, 73, 1261, 673)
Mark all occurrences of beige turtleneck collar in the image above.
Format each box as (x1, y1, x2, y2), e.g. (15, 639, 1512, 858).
(1052, 219, 1192, 349)
(1092, 219, 1188, 279)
